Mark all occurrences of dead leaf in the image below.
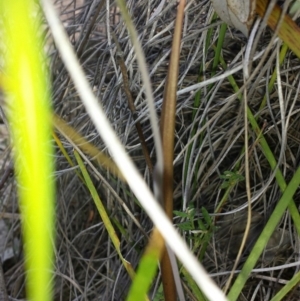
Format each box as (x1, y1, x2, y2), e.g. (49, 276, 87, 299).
(211, 0, 256, 36)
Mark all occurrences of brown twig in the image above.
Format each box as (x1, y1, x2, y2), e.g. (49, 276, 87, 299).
(112, 32, 153, 173)
(160, 1, 186, 300)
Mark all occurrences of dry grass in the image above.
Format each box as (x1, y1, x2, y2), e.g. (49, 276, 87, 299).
(1, 0, 300, 300)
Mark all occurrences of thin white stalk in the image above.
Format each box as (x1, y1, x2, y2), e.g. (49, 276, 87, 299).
(41, 1, 227, 300)
(210, 260, 300, 277)
(177, 42, 278, 96)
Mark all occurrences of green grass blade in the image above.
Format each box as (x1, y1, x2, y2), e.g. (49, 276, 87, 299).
(74, 150, 136, 279)
(227, 165, 300, 301)
(126, 228, 163, 301)
(218, 52, 300, 236)
(270, 270, 300, 301)
(211, 23, 227, 76)
(1, 1, 55, 301)
(216, 45, 300, 299)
